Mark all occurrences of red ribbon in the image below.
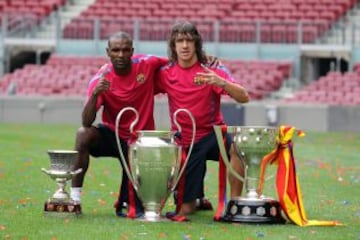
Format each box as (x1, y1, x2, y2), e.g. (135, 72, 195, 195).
(175, 148, 187, 213)
(214, 125, 228, 221)
(126, 157, 137, 218)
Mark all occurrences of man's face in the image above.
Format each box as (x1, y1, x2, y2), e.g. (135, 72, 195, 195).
(106, 38, 134, 71)
(175, 33, 196, 63)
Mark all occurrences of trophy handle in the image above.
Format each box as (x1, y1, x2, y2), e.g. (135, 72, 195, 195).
(41, 168, 50, 175)
(70, 168, 83, 176)
(213, 125, 245, 182)
(115, 106, 139, 191)
(171, 108, 196, 191)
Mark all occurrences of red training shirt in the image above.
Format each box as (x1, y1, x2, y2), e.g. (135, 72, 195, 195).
(86, 54, 168, 140)
(156, 62, 236, 146)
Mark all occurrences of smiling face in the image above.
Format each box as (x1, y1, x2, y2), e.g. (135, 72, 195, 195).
(106, 37, 134, 75)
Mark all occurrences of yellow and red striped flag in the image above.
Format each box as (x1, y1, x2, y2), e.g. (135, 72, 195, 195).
(259, 125, 342, 226)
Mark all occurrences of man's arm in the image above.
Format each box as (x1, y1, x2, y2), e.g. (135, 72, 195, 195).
(219, 80, 249, 103)
(82, 93, 98, 127)
(195, 66, 250, 103)
(82, 77, 110, 127)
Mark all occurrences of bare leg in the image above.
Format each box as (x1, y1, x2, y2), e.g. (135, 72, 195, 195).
(228, 144, 245, 198)
(177, 200, 197, 216)
(71, 126, 99, 188)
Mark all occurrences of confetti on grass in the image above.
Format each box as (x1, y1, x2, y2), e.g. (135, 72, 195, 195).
(97, 198, 106, 205)
(182, 234, 191, 240)
(158, 232, 167, 238)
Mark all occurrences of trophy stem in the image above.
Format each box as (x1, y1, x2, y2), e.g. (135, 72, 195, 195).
(244, 165, 261, 199)
(245, 178, 260, 199)
(52, 178, 70, 201)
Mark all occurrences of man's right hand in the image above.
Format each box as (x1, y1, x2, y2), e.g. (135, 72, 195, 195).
(93, 77, 110, 97)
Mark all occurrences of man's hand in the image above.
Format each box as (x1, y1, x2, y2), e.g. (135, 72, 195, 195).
(93, 77, 110, 97)
(195, 66, 226, 88)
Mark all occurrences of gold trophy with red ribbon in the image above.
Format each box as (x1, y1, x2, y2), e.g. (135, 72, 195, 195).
(214, 126, 285, 223)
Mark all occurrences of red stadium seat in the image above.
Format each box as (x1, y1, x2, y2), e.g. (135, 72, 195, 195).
(59, 0, 354, 43)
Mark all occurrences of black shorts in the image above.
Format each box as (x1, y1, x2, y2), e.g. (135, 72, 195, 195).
(182, 131, 232, 202)
(90, 124, 128, 160)
(89, 124, 143, 207)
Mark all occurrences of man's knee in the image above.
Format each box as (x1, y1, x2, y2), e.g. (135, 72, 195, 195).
(75, 126, 97, 149)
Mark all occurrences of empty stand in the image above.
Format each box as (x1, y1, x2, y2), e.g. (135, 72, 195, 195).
(0, 0, 66, 20)
(0, 0, 67, 36)
(0, 55, 106, 96)
(222, 59, 292, 100)
(60, 0, 355, 43)
(283, 70, 360, 106)
(0, 55, 291, 100)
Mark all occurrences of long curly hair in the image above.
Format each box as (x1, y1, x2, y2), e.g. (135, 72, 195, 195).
(167, 21, 207, 64)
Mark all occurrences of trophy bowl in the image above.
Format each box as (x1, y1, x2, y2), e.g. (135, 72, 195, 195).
(214, 126, 285, 224)
(116, 107, 196, 221)
(42, 150, 82, 216)
(127, 131, 182, 221)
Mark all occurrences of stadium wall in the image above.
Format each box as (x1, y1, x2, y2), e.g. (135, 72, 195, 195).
(1, 97, 359, 132)
(56, 41, 299, 60)
(56, 41, 360, 63)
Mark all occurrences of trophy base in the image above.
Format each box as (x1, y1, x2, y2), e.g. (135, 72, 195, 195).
(221, 197, 286, 224)
(44, 201, 82, 217)
(137, 211, 169, 222)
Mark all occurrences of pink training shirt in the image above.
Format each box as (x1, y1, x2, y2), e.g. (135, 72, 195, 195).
(156, 62, 236, 146)
(86, 54, 168, 140)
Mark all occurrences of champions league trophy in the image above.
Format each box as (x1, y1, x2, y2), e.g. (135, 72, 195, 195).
(116, 107, 195, 222)
(41, 150, 82, 215)
(214, 126, 285, 224)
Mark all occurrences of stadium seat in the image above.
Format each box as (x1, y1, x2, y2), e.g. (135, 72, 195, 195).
(0, 55, 292, 99)
(59, 0, 354, 42)
(285, 70, 360, 106)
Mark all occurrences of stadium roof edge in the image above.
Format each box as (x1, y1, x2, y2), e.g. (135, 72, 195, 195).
(4, 38, 56, 52)
(300, 44, 351, 60)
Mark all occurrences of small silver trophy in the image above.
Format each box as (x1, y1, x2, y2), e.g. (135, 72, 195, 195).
(116, 107, 196, 221)
(214, 126, 285, 224)
(41, 150, 82, 215)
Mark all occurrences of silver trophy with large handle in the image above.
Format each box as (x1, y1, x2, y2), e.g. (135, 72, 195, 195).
(116, 107, 196, 222)
(41, 150, 82, 215)
(214, 126, 285, 223)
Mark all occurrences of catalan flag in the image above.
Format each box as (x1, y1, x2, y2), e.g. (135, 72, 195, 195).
(259, 125, 342, 226)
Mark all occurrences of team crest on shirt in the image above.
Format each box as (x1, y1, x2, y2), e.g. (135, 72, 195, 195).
(136, 73, 146, 84)
(193, 75, 204, 85)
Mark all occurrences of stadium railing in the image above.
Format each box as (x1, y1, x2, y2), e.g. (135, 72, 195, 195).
(1, 14, 360, 45)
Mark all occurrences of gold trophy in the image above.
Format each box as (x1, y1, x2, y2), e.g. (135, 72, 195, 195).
(214, 126, 285, 223)
(41, 150, 82, 216)
(116, 107, 196, 221)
